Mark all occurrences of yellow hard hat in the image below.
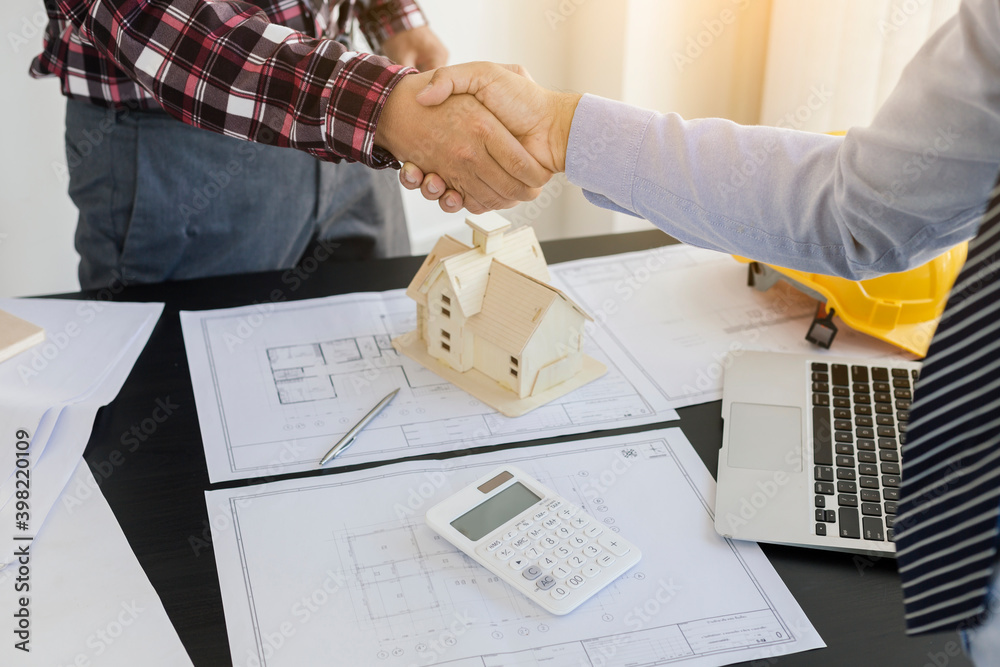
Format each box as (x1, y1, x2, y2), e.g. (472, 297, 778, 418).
(735, 242, 967, 357)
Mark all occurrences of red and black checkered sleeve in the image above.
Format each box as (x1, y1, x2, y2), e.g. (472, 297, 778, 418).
(63, 0, 414, 166)
(356, 0, 426, 51)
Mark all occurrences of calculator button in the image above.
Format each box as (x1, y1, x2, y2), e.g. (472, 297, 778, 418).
(525, 547, 543, 560)
(539, 536, 559, 550)
(512, 537, 531, 550)
(509, 557, 528, 571)
(566, 574, 587, 588)
(584, 524, 604, 538)
(597, 553, 616, 568)
(537, 575, 556, 590)
(533, 509, 549, 521)
(554, 545, 572, 559)
(515, 519, 532, 531)
(551, 586, 569, 600)
(569, 534, 589, 548)
(527, 527, 545, 540)
(486, 539, 503, 552)
(598, 535, 631, 556)
(502, 530, 518, 541)
(546, 499, 563, 512)
(570, 516, 590, 529)
(542, 517, 560, 530)
(582, 564, 602, 578)
(558, 507, 579, 520)
(554, 526, 574, 540)
(568, 554, 587, 569)
(540, 555, 559, 569)
(582, 544, 602, 559)
(522, 566, 543, 581)
(496, 547, 515, 561)
(552, 564, 572, 579)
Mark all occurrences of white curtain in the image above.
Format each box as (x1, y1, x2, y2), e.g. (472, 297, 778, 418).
(759, 0, 960, 132)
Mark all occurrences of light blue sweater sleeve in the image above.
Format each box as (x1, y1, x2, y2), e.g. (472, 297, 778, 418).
(566, 0, 1000, 280)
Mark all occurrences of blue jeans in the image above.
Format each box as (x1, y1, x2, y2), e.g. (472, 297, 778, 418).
(65, 99, 410, 290)
(961, 556, 1000, 666)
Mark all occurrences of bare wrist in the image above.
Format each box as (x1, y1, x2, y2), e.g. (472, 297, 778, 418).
(550, 93, 581, 173)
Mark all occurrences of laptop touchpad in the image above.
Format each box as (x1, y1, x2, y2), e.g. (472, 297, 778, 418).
(727, 403, 802, 472)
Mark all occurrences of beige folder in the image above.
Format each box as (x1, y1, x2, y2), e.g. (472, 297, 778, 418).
(0, 309, 45, 364)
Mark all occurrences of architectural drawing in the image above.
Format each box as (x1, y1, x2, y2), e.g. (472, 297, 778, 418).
(206, 429, 825, 666)
(180, 292, 675, 483)
(394, 214, 606, 417)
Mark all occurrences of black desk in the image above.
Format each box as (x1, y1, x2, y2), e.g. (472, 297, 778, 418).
(69, 231, 970, 666)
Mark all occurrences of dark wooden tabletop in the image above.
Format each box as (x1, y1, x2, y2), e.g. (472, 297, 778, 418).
(60, 230, 970, 667)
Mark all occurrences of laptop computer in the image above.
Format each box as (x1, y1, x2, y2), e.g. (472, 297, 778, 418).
(715, 350, 921, 556)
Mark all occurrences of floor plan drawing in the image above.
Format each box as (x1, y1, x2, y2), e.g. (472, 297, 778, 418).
(550, 246, 914, 408)
(206, 429, 825, 666)
(181, 291, 676, 483)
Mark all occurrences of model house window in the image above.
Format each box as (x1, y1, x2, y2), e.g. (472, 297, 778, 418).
(441, 341, 451, 352)
(510, 356, 518, 366)
(442, 330, 450, 340)
(510, 369, 518, 377)
(442, 308, 450, 318)
(442, 295, 450, 306)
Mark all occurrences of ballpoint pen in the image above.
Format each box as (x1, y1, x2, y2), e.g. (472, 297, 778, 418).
(319, 388, 400, 466)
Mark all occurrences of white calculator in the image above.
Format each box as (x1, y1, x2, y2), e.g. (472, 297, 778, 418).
(425, 466, 641, 615)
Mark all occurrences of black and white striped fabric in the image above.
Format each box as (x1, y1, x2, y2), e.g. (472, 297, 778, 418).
(895, 174, 1000, 635)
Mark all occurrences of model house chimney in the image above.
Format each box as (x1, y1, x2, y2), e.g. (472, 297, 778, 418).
(467, 212, 511, 254)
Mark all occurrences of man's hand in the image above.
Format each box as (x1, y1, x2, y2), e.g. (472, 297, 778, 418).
(397, 62, 580, 212)
(375, 71, 551, 214)
(381, 26, 448, 72)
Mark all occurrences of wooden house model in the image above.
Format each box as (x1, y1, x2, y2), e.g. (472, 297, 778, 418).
(392, 213, 606, 417)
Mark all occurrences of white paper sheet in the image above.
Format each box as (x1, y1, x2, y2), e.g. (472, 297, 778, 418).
(0, 299, 163, 564)
(182, 291, 677, 483)
(0, 459, 192, 666)
(207, 428, 824, 667)
(550, 245, 914, 408)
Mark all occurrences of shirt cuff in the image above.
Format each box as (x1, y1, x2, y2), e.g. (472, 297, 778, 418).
(565, 94, 656, 212)
(361, 0, 427, 48)
(326, 52, 416, 167)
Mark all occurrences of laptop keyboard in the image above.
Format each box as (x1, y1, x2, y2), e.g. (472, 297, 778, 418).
(811, 361, 918, 543)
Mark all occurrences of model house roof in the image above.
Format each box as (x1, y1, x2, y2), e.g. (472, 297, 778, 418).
(468, 261, 592, 355)
(407, 222, 550, 318)
(405, 235, 471, 306)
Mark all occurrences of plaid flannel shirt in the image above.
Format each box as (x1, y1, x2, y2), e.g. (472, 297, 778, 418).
(30, 0, 424, 166)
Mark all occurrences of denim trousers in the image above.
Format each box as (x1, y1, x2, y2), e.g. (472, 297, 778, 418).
(961, 554, 1000, 665)
(65, 99, 410, 290)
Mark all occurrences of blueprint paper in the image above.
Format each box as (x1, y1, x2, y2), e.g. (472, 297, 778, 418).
(181, 291, 676, 483)
(206, 428, 824, 667)
(550, 246, 913, 408)
(0, 459, 193, 666)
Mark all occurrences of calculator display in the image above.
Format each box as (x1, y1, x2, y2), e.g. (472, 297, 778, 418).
(450, 482, 541, 541)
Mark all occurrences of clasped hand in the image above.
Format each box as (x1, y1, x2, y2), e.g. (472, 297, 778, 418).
(375, 63, 580, 214)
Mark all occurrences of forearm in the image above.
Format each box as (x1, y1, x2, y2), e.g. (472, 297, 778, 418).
(69, 0, 411, 165)
(568, 0, 1000, 280)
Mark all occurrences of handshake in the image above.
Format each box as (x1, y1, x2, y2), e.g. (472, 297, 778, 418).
(374, 62, 581, 214)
